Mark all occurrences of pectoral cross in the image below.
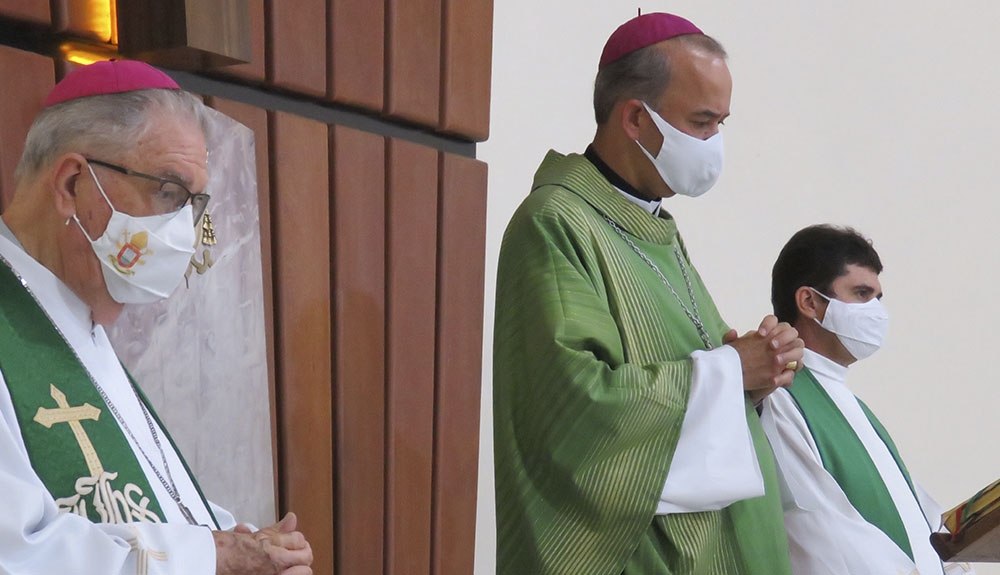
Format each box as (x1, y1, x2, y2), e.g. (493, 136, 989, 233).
(34, 384, 104, 477)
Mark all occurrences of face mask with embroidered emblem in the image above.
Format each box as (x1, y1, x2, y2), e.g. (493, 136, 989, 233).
(810, 287, 889, 361)
(73, 163, 196, 304)
(635, 102, 724, 198)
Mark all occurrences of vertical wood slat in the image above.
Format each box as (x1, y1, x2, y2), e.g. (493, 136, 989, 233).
(385, 139, 439, 574)
(439, 0, 493, 141)
(385, 0, 440, 127)
(328, 0, 383, 110)
(0, 47, 53, 211)
(266, 0, 326, 97)
(181, 0, 252, 63)
(214, 0, 266, 82)
(0, 0, 50, 24)
(51, 0, 114, 42)
(432, 153, 488, 575)
(205, 97, 278, 513)
(270, 111, 334, 574)
(331, 125, 386, 575)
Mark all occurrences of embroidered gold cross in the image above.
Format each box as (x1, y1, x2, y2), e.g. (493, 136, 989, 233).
(33, 384, 104, 477)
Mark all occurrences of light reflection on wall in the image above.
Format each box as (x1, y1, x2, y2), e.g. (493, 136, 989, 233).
(62, 0, 118, 66)
(61, 47, 104, 66)
(84, 0, 117, 44)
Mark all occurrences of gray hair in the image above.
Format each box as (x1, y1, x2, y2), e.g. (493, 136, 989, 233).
(593, 34, 727, 125)
(14, 88, 209, 184)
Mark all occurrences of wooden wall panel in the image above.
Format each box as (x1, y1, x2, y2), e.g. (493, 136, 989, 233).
(52, 0, 114, 42)
(0, 48, 53, 211)
(439, 0, 493, 141)
(331, 126, 386, 575)
(270, 111, 334, 574)
(0, 0, 49, 24)
(385, 139, 438, 574)
(328, 0, 383, 110)
(432, 153, 488, 575)
(0, 3, 494, 571)
(116, 2, 251, 69)
(213, 0, 266, 81)
(267, 0, 326, 97)
(385, 0, 440, 126)
(206, 97, 278, 507)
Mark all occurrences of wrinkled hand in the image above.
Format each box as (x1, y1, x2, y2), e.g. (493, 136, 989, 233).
(723, 314, 803, 405)
(216, 512, 313, 575)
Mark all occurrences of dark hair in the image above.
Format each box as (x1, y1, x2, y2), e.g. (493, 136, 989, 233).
(593, 34, 727, 125)
(771, 225, 883, 324)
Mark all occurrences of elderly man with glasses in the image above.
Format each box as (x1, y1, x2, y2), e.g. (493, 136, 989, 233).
(0, 60, 313, 575)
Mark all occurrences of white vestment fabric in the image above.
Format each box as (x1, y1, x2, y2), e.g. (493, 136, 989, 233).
(760, 348, 946, 575)
(657, 345, 764, 514)
(0, 229, 236, 575)
(613, 185, 663, 217)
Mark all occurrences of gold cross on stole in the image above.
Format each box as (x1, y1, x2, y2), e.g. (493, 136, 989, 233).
(33, 384, 105, 477)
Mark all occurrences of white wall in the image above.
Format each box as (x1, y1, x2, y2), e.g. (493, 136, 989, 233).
(477, 2, 1000, 573)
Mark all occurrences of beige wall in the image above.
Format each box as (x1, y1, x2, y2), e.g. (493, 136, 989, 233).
(478, 1, 1000, 573)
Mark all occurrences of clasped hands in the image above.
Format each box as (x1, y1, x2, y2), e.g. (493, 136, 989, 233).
(723, 315, 804, 405)
(215, 512, 314, 575)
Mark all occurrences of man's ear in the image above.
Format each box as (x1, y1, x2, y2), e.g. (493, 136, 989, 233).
(51, 153, 86, 220)
(795, 286, 823, 321)
(620, 99, 645, 141)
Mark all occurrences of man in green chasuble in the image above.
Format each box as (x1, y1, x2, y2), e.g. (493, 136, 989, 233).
(494, 12, 803, 575)
(760, 225, 972, 575)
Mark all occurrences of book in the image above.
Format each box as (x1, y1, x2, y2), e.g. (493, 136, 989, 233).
(932, 478, 1000, 562)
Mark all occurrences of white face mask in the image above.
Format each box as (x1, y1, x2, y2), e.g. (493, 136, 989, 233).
(810, 287, 889, 361)
(74, 163, 196, 304)
(635, 102, 724, 198)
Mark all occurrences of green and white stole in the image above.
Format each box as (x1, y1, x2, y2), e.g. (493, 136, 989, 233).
(787, 367, 921, 561)
(0, 257, 214, 526)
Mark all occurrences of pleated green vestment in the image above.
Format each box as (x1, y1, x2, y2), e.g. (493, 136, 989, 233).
(493, 151, 791, 575)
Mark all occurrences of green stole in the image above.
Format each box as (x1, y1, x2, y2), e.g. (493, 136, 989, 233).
(787, 367, 920, 560)
(0, 256, 212, 526)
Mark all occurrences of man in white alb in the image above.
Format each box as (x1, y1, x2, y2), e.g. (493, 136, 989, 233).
(0, 60, 312, 574)
(760, 224, 970, 575)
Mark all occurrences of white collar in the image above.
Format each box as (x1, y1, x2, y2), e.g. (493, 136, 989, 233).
(801, 348, 850, 387)
(0, 218, 96, 335)
(613, 186, 662, 216)
(0, 216, 18, 246)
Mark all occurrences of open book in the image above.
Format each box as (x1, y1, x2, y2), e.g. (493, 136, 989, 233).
(932, 478, 1000, 562)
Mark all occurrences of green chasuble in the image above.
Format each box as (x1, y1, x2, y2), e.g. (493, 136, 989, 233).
(493, 151, 791, 575)
(786, 367, 921, 560)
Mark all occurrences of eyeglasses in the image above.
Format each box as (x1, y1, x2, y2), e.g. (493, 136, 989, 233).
(86, 158, 210, 226)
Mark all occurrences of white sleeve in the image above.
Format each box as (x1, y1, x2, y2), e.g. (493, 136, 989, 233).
(656, 345, 764, 514)
(0, 369, 217, 575)
(759, 389, 918, 575)
(209, 500, 239, 531)
(915, 481, 944, 531)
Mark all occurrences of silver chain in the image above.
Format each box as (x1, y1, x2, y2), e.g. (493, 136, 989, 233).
(1, 254, 199, 525)
(603, 215, 714, 350)
(91, 370, 199, 525)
